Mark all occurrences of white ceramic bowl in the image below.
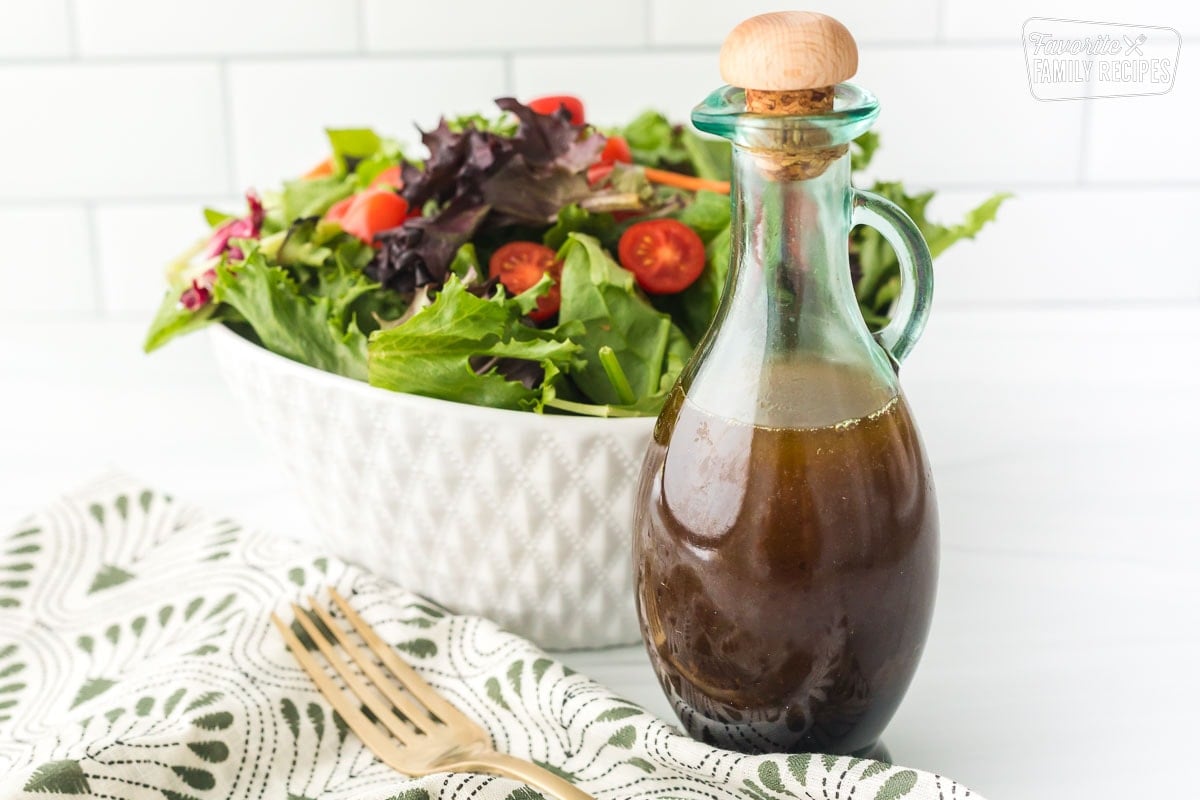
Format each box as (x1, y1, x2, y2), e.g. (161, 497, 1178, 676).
(209, 324, 655, 649)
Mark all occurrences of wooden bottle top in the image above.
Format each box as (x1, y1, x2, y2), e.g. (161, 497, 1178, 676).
(719, 11, 857, 115)
(718, 11, 858, 178)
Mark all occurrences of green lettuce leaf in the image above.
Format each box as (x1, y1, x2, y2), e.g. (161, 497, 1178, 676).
(621, 111, 689, 168)
(675, 190, 731, 243)
(679, 130, 732, 182)
(212, 247, 374, 379)
(203, 207, 236, 229)
(325, 128, 382, 173)
(924, 192, 1013, 259)
(622, 112, 730, 180)
(447, 242, 483, 283)
(543, 327, 689, 417)
(542, 204, 617, 251)
(279, 175, 355, 222)
(854, 183, 1011, 320)
(367, 276, 582, 411)
(556, 233, 692, 407)
(851, 130, 881, 172)
(143, 292, 227, 353)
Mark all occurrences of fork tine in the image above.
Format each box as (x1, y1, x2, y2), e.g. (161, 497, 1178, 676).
(306, 596, 436, 735)
(270, 612, 411, 770)
(328, 588, 471, 729)
(289, 603, 417, 746)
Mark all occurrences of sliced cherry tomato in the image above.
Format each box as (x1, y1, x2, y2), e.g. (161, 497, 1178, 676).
(599, 135, 632, 165)
(617, 219, 706, 295)
(527, 95, 585, 125)
(488, 242, 563, 322)
(304, 156, 334, 179)
(324, 195, 355, 223)
(586, 162, 615, 185)
(339, 189, 409, 244)
(370, 164, 403, 189)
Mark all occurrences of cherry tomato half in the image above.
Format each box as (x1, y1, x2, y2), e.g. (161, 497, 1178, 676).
(588, 135, 633, 184)
(488, 242, 563, 322)
(303, 156, 334, 179)
(338, 189, 409, 244)
(617, 219, 706, 295)
(599, 135, 632, 165)
(527, 95, 585, 125)
(370, 164, 403, 189)
(586, 162, 614, 185)
(324, 195, 355, 223)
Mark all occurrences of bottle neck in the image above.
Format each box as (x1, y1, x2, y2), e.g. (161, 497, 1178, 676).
(726, 146, 869, 355)
(679, 144, 898, 426)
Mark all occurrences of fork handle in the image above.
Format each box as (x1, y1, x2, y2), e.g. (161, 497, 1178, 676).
(454, 752, 595, 800)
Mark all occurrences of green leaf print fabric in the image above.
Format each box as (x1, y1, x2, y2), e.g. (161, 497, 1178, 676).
(0, 474, 981, 799)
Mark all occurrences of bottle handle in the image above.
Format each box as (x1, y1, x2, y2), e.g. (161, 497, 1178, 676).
(851, 189, 934, 364)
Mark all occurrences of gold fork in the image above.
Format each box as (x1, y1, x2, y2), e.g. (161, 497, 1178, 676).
(271, 588, 594, 800)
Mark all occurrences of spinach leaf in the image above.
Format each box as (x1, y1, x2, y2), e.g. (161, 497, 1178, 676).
(675, 190, 731, 243)
(542, 204, 617, 251)
(556, 233, 692, 406)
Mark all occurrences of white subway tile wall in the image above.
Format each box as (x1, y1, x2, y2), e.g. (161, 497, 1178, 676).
(0, 0, 1195, 317)
(0, 0, 71, 59)
(74, 1, 362, 57)
(93, 200, 240, 314)
(649, 0, 939, 44)
(854, 45, 1086, 186)
(942, 0, 1199, 41)
(227, 57, 508, 190)
(1087, 66, 1199, 182)
(0, 208, 93, 313)
(928, 189, 1200, 304)
(363, 0, 649, 51)
(512, 53, 717, 125)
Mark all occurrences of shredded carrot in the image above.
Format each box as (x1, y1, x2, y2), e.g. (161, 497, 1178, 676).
(303, 157, 334, 179)
(642, 167, 730, 194)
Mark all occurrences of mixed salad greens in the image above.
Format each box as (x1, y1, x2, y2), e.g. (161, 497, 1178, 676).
(145, 95, 1007, 417)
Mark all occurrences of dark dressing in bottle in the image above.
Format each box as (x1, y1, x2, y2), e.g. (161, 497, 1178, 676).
(634, 11, 940, 757)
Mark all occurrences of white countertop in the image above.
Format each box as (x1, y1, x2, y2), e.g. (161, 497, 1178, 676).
(2, 307, 1198, 799)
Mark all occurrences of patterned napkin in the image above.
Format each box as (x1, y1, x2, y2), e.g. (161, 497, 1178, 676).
(0, 474, 979, 799)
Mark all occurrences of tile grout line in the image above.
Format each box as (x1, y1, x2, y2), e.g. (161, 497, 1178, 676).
(935, 0, 947, 43)
(217, 60, 239, 195)
(83, 201, 105, 318)
(502, 53, 515, 96)
(355, 0, 368, 54)
(63, 0, 81, 58)
(6, 181, 1200, 209)
(0, 38, 1075, 67)
(1077, 92, 1094, 186)
(643, 0, 654, 46)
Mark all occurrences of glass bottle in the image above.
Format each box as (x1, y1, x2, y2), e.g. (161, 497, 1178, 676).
(632, 75, 938, 755)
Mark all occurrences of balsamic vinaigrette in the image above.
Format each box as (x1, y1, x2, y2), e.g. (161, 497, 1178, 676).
(634, 11, 941, 757)
(635, 359, 937, 755)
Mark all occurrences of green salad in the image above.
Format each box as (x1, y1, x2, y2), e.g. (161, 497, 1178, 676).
(145, 95, 1007, 417)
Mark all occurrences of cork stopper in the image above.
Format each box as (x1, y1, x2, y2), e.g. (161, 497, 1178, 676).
(719, 12, 858, 178)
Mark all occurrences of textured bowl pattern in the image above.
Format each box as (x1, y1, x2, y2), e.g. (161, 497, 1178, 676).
(209, 325, 655, 649)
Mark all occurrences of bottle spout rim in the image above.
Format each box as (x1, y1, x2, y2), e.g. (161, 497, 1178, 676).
(691, 83, 880, 148)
